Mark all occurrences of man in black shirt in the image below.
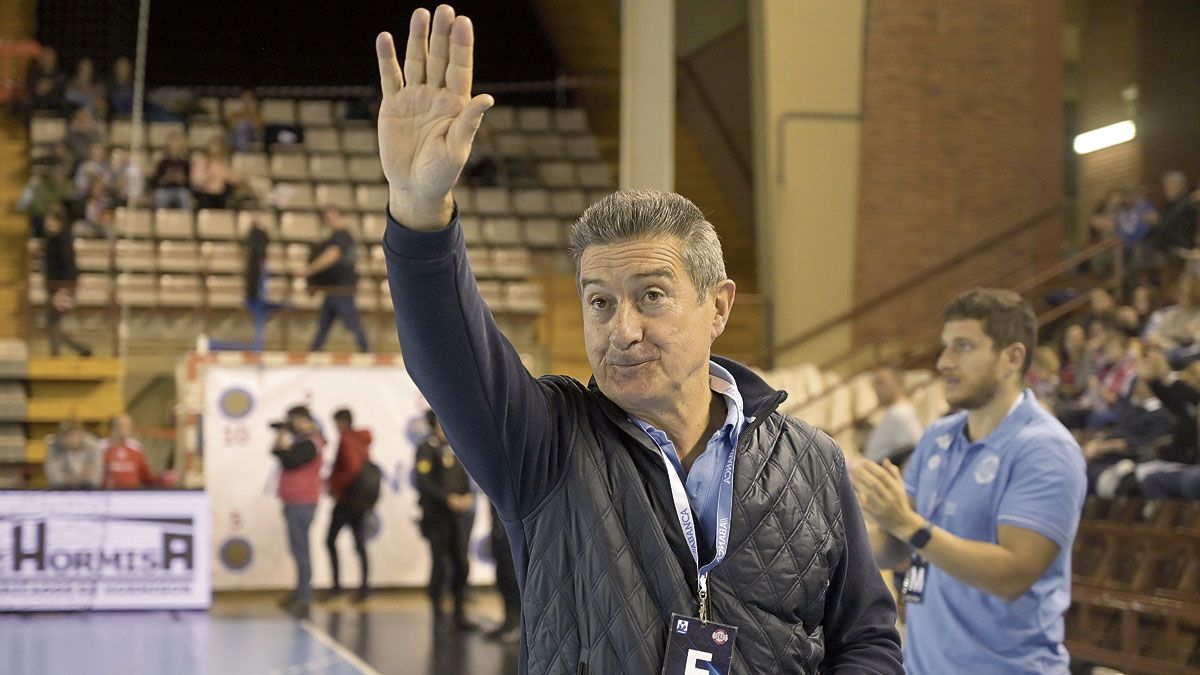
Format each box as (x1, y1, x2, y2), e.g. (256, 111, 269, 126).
(305, 206, 369, 352)
(42, 209, 91, 357)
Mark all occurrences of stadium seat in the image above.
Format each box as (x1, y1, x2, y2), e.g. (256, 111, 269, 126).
(460, 216, 484, 244)
(108, 119, 140, 147)
(197, 209, 238, 240)
(529, 134, 567, 159)
(360, 214, 386, 242)
(114, 208, 154, 239)
(159, 274, 204, 307)
(154, 209, 195, 239)
(483, 217, 522, 246)
(341, 128, 377, 155)
(586, 190, 611, 206)
(485, 106, 516, 131)
(147, 121, 186, 148)
(369, 246, 387, 276)
(197, 97, 222, 118)
(187, 123, 225, 150)
(297, 100, 334, 125)
(289, 277, 321, 310)
(74, 239, 112, 272)
(237, 210, 277, 238)
(523, 218, 563, 248)
(115, 240, 156, 272)
(26, 273, 45, 305)
(260, 99, 297, 125)
(272, 182, 315, 210)
(474, 187, 510, 215)
(309, 155, 348, 182)
(304, 127, 340, 154)
(550, 189, 587, 217)
(280, 211, 323, 242)
(477, 280, 505, 310)
(231, 152, 270, 178)
(76, 273, 112, 307)
(158, 241, 202, 273)
(354, 185, 389, 212)
(454, 186, 476, 213)
(347, 156, 384, 183)
(285, 243, 311, 275)
(378, 279, 393, 309)
(466, 247, 494, 278)
(495, 134, 529, 157)
(205, 275, 244, 309)
(266, 243, 286, 270)
(30, 116, 67, 145)
(356, 279, 379, 311)
(565, 135, 601, 160)
(554, 108, 589, 133)
(516, 108, 552, 132)
(201, 242, 242, 274)
(116, 273, 158, 306)
(492, 247, 533, 278)
(504, 281, 545, 314)
(270, 153, 309, 181)
(578, 162, 613, 189)
(512, 189, 550, 216)
(537, 161, 576, 188)
(314, 183, 355, 211)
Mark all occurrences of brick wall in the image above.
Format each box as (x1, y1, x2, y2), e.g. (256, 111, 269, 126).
(851, 0, 1063, 349)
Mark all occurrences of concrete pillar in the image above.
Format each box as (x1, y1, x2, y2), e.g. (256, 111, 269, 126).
(620, 0, 675, 190)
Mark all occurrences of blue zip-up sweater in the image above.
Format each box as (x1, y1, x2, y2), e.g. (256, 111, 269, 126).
(384, 211, 903, 674)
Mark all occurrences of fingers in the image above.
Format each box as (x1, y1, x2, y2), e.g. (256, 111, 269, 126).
(404, 8, 431, 87)
(426, 5, 455, 89)
(448, 93, 494, 151)
(376, 32, 403, 94)
(445, 15, 474, 97)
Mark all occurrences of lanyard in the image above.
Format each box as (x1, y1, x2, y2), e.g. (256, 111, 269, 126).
(657, 440, 736, 623)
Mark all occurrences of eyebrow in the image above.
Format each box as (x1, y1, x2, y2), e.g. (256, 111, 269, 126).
(580, 268, 675, 290)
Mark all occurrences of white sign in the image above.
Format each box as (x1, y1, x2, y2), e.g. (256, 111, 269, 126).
(203, 364, 495, 591)
(0, 490, 212, 610)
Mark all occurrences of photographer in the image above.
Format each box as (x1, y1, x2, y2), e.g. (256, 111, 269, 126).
(271, 405, 325, 619)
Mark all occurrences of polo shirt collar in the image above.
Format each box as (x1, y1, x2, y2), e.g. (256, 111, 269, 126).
(954, 388, 1037, 451)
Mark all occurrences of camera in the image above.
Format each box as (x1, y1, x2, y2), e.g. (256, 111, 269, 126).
(269, 420, 292, 431)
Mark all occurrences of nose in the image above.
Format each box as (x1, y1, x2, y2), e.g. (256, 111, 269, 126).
(610, 302, 643, 350)
(936, 348, 953, 374)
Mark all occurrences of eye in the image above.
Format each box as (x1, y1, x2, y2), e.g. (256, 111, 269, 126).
(589, 297, 610, 311)
(644, 290, 664, 302)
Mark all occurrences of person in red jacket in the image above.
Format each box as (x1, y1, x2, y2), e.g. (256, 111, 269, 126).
(324, 408, 374, 602)
(272, 405, 325, 619)
(101, 414, 156, 489)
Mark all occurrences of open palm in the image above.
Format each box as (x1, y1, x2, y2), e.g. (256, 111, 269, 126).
(376, 5, 492, 228)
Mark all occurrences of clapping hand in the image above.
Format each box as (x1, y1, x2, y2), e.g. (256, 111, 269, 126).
(376, 5, 494, 230)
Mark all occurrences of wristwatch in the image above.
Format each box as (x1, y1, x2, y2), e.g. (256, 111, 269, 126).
(907, 522, 933, 549)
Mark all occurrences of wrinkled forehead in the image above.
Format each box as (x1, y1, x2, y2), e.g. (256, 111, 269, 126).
(577, 236, 687, 283)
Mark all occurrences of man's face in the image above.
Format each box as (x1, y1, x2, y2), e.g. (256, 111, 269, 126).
(322, 209, 343, 230)
(937, 319, 1015, 410)
(111, 415, 132, 441)
(64, 429, 84, 450)
(579, 236, 733, 416)
(872, 370, 898, 406)
(1164, 175, 1187, 201)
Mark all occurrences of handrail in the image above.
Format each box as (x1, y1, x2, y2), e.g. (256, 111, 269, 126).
(771, 203, 1062, 361)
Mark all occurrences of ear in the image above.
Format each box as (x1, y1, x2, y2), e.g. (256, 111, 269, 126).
(1005, 342, 1027, 378)
(710, 279, 737, 343)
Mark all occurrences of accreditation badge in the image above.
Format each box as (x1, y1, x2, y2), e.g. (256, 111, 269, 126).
(662, 613, 737, 675)
(901, 555, 928, 604)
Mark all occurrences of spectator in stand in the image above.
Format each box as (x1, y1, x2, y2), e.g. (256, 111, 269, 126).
(1082, 191, 1121, 277)
(1086, 287, 1117, 323)
(1130, 283, 1157, 334)
(73, 142, 112, 198)
(23, 46, 64, 118)
(63, 58, 105, 117)
(1026, 346, 1061, 411)
(102, 414, 156, 488)
(109, 146, 143, 207)
(1057, 323, 1092, 404)
(152, 132, 193, 210)
(108, 57, 134, 118)
(80, 177, 113, 238)
(305, 207, 369, 353)
(44, 420, 102, 489)
(190, 138, 237, 209)
(1143, 274, 1200, 355)
(63, 106, 103, 171)
(324, 408, 376, 603)
(1116, 187, 1162, 290)
(227, 89, 263, 153)
(42, 208, 92, 357)
(19, 163, 77, 237)
(861, 365, 923, 465)
(1060, 324, 1137, 430)
(1150, 171, 1197, 260)
(271, 405, 326, 619)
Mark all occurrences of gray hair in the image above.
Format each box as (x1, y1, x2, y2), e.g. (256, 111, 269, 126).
(568, 189, 727, 298)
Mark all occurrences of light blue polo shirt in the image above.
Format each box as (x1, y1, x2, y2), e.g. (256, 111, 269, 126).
(902, 389, 1086, 675)
(631, 361, 748, 564)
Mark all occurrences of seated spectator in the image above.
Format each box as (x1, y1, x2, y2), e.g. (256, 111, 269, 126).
(108, 57, 134, 118)
(860, 366, 922, 464)
(109, 146, 143, 207)
(1142, 274, 1200, 353)
(101, 414, 156, 489)
(227, 89, 263, 152)
(18, 162, 78, 237)
(1060, 325, 1136, 429)
(191, 138, 237, 209)
(1081, 190, 1121, 276)
(73, 142, 112, 198)
(1058, 323, 1092, 402)
(63, 106, 104, 170)
(1115, 187, 1162, 289)
(42, 208, 92, 357)
(1026, 345, 1062, 410)
(1083, 376, 1178, 496)
(1086, 287, 1117, 323)
(79, 177, 113, 238)
(45, 420, 102, 489)
(1149, 171, 1197, 259)
(1130, 283, 1157, 332)
(23, 46, 64, 118)
(152, 132, 193, 210)
(63, 58, 105, 117)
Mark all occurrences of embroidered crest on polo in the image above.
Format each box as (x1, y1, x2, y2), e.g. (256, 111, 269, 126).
(974, 454, 1001, 484)
(926, 455, 942, 471)
(935, 434, 951, 450)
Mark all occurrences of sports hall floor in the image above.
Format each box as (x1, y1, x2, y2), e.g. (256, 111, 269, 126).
(0, 591, 520, 675)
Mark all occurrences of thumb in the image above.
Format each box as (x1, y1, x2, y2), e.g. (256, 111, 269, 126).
(448, 93, 494, 153)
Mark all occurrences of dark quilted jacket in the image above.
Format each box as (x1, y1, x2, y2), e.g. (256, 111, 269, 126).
(384, 214, 904, 674)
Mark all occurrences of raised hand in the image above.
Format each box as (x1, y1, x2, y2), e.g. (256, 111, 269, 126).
(376, 5, 493, 229)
